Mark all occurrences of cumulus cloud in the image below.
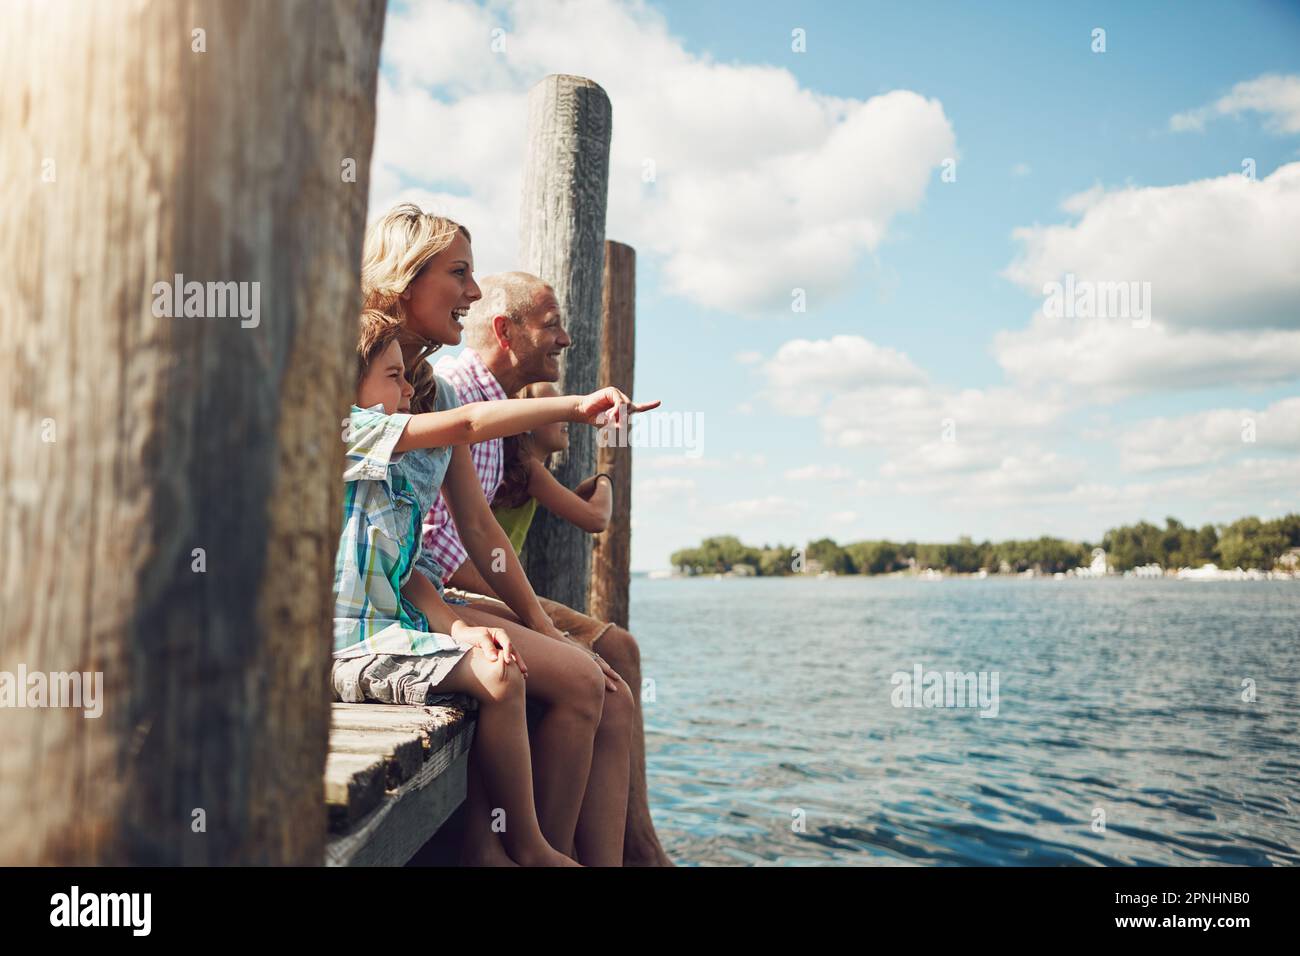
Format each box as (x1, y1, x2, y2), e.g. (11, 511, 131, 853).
(880, 447, 1081, 503)
(1116, 396, 1300, 471)
(784, 464, 853, 481)
(994, 319, 1300, 396)
(371, 0, 956, 315)
(1170, 73, 1300, 134)
(995, 163, 1300, 396)
(721, 495, 806, 519)
(635, 476, 696, 506)
(760, 335, 927, 415)
(1003, 164, 1300, 331)
(752, 333, 1074, 507)
(756, 333, 1064, 445)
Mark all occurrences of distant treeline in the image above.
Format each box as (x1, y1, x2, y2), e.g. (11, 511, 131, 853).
(669, 514, 1300, 576)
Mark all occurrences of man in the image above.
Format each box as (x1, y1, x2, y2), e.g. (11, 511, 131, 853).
(423, 271, 673, 867)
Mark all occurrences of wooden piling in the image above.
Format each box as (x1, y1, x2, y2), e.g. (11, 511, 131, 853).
(588, 241, 636, 630)
(0, 0, 386, 864)
(518, 74, 613, 613)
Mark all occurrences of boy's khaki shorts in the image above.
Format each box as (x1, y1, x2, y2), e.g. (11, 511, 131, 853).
(442, 588, 614, 648)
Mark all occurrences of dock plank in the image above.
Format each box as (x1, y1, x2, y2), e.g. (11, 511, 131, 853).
(329, 729, 424, 788)
(325, 700, 476, 866)
(324, 753, 387, 830)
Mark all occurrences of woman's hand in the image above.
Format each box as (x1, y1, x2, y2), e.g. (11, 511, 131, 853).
(555, 633, 621, 693)
(572, 387, 660, 428)
(450, 620, 527, 677)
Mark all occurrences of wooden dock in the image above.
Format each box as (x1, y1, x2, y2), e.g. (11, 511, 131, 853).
(324, 701, 476, 866)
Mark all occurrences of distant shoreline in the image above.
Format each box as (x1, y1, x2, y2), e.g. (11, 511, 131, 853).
(634, 567, 1300, 582)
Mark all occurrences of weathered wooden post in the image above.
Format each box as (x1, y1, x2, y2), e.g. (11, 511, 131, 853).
(0, 0, 386, 865)
(588, 241, 636, 629)
(518, 74, 613, 612)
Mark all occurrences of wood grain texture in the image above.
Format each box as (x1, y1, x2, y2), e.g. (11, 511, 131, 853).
(326, 745, 471, 867)
(329, 730, 424, 788)
(0, 0, 386, 864)
(588, 241, 636, 629)
(518, 74, 612, 613)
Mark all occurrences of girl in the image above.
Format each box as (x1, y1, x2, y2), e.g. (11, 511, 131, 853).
(494, 381, 614, 560)
(361, 203, 649, 867)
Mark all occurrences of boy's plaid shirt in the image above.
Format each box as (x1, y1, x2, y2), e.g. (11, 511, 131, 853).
(422, 349, 508, 581)
(333, 404, 461, 659)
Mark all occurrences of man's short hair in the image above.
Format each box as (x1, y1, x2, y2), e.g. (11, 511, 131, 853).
(463, 272, 551, 349)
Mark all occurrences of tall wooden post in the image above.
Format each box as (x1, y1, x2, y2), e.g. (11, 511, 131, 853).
(588, 242, 636, 629)
(0, 0, 386, 865)
(518, 74, 612, 612)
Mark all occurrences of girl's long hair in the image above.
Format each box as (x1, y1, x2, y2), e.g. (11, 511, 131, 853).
(361, 203, 470, 413)
(496, 383, 554, 509)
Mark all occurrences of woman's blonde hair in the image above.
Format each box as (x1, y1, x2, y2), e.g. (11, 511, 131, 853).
(361, 203, 471, 413)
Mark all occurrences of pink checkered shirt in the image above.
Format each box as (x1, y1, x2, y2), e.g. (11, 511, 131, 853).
(421, 348, 508, 582)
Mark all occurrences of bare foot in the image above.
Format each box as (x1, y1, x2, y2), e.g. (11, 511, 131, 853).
(459, 835, 518, 867)
(512, 845, 582, 867)
(624, 835, 675, 867)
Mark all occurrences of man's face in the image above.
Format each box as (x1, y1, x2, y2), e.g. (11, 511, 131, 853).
(512, 288, 570, 383)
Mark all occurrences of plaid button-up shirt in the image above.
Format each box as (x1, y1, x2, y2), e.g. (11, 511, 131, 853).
(422, 348, 507, 582)
(333, 404, 461, 659)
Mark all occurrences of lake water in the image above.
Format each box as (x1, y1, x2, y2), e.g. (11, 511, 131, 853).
(628, 576, 1300, 866)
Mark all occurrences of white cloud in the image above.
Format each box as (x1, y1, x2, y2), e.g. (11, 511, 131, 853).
(643, 455, 720, 471)
(1011, 162, 1031, 177)
(996, 163, 1300, 396)
(720, 495, 806, 519)
(1170, 73, 1300, 134)
(635, 476, 696, 505)
(755, 333, 1065, 447)
(784, 464, 852, 481)
(994, 319, 1300, 397)
(751, 333, 1075, 510)
(760, 335, 927, 414)
(371, 0, 956, 316)
(880, 446, 1079, 502)
(1004, 163, 1300, 332)
(734, 350, 763, 365)
(1116, 396, 1300, 471)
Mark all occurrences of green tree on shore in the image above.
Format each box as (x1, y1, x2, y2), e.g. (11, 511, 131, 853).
(670, 513, 1300, 575)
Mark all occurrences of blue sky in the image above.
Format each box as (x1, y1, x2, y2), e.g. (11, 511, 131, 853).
(371, 0, 1300, 570)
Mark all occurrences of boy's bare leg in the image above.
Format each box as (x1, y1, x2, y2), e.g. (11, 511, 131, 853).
(454, 607, 606, 855)
(458, 748, 517, 867)
(572, 675, 634, 866)
(592, 626, 674, 866)
(438, 647, 577, 866)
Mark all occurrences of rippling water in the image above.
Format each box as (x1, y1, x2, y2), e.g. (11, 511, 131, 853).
(629, 576, 1300, 866)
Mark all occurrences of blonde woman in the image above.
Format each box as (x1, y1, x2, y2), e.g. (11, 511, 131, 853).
(361, 203, 653, 866)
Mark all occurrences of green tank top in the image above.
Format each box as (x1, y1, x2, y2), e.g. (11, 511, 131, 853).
(493, 497, 538, 556)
